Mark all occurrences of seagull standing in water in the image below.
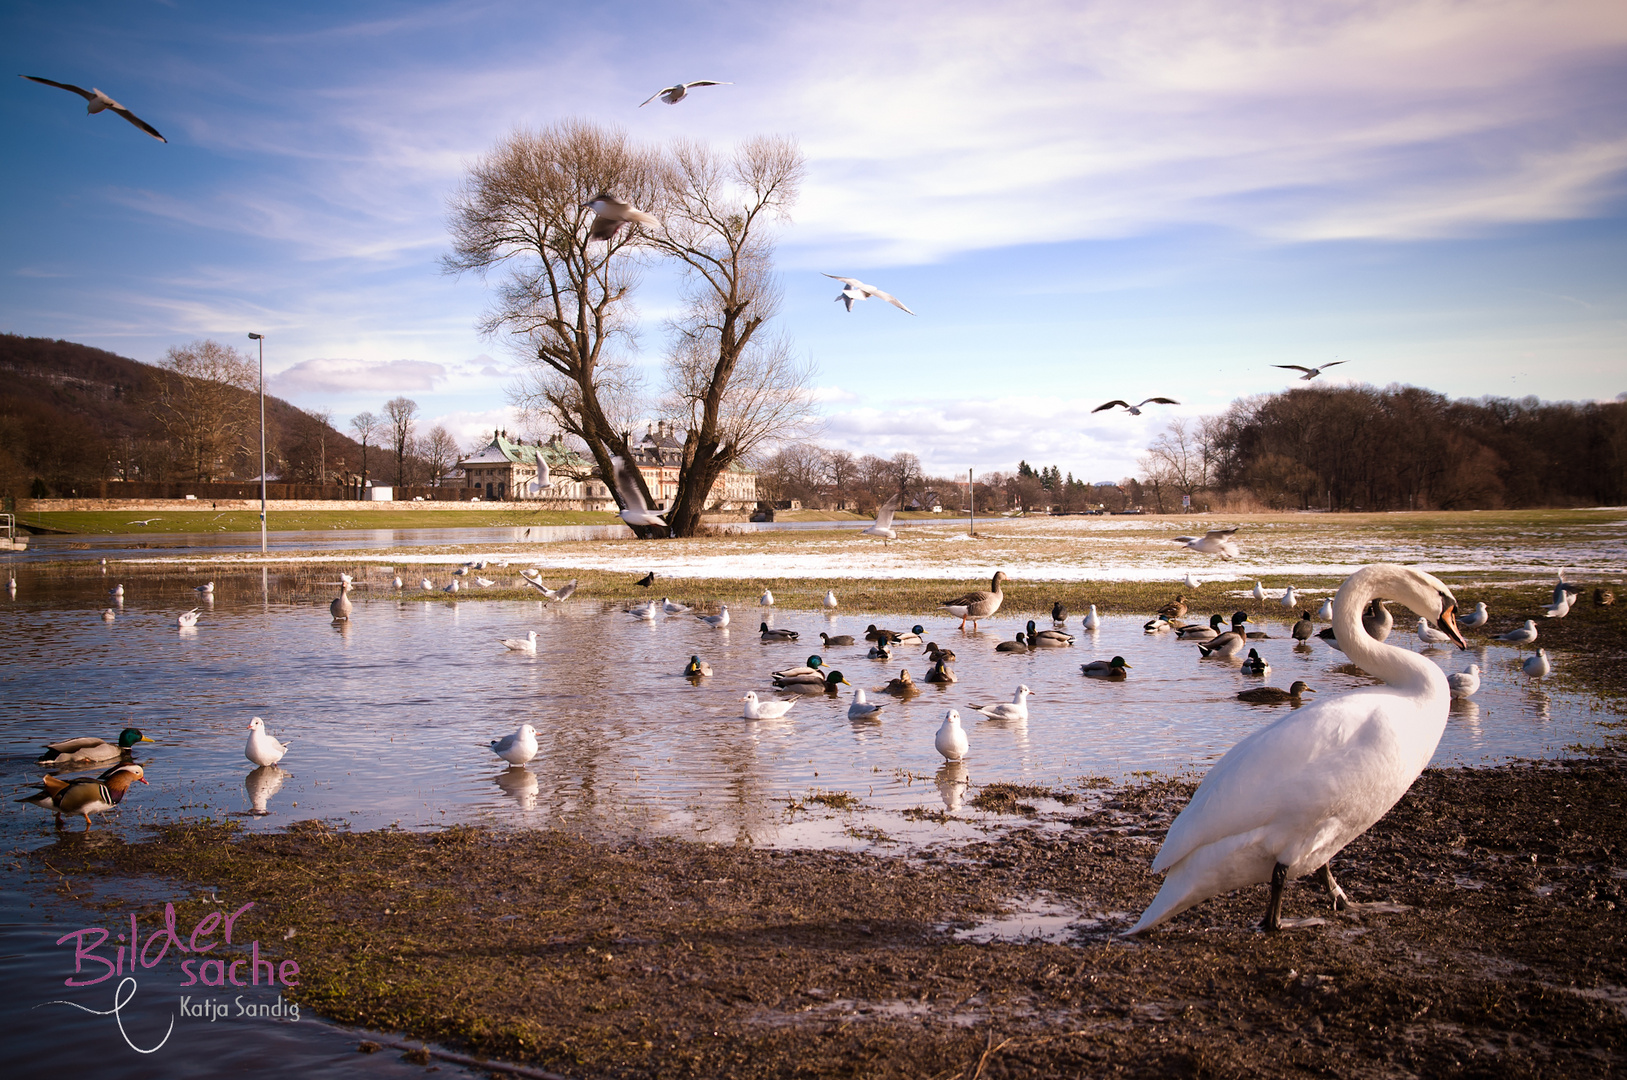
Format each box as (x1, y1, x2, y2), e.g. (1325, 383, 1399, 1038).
(823, 274, 915, 315)
(639, 80, 732, 106)
(20, 75, 167, 141)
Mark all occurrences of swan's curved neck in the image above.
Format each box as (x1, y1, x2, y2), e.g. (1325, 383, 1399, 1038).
(1333, 567, 1443, 694)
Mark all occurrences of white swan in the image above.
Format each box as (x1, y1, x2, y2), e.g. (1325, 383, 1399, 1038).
(1128, 563, 1465, 935)
(966, 685, 1032, 722)
(742, 691, 795, 720)
(935, 709, 969, 761)
(1447, 664, 1480, 699)
(245, 717, 289, 767)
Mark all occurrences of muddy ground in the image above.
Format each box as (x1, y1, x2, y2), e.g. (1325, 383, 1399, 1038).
(34, 756, 1627, 1079)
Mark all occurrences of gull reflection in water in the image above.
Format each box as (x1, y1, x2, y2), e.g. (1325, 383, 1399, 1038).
(1448, 697, 1482, 737)
(494, 766, 539, 810)
(936, 761, 970, 812)
(245, 765, 290, 815)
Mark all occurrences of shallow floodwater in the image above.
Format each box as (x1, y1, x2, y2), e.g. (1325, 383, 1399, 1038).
(0, 567, 1607, 852)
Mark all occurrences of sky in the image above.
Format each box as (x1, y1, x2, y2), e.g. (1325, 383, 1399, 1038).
(4, 0, 1626, 483)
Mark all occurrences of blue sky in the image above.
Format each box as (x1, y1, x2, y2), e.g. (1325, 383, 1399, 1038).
(4, 0, 1625, 482)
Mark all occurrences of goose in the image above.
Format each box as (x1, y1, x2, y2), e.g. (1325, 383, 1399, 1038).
(490, 723, 539, 765)
(925, 659, 957, 683)
(583, 195, 659, 244)
(1184, 572, 1203, 589)
(772, 656, 825, 682)
(1051, 601, 1069, 625)
(881, 670, 918, 695)
(1236, 681, 1314, 705)
(499, 630, 538, 654)
(820, 632, 855, 647)
(1240, 649, 1270, 675)
(1080, 655, 1131, 679)
(101, 608, 116, 621)
(823, 274, 916, 315)
(1127, 563, 1465, 935)
(1316, 598, 1334, 620)
(848, 688, 886, 720)
(18, 764, 148, 827)
(683, 655, 713, 678)
(1172, 528, 1239, 559)
(1496, 620, 1538, 645)
(742, 691, 797, 719)
(696, 605, 730, 628)
(861, 494, 900, 544)
(967, 685, 1032, 722)
(20, 76, 167, 141)
(330, 583, 353, 621)
(1026, 619, 1074, 646)
(1363, 599, 1394, 641)
(760, 622, 799, 642)
(639, 79, 731, 107)
(1279, 586, 1298, 609)
(759, 589, 774, 606)
(1416, 617, 1454, 647)
(1092, 397, 1178, 415)
(420, 577, 433, 591)
(941, 570, 1007, 631)
(781, 670, 852, 695)
(1082, 605, 1101, 631)
(823, 590, 839, 610)
(39, 727, 153, 766)
(1447, 664, 1480, 699)
(1272, 361, 1347, 381)
(1522, 649, 1551, 679)
(1459, 601, 1489, 629)
(1158, 595, 1189, 619)
(1177, 614, 1225, 641)
(177, 608, 201, 628)
(934, 710, 969, 761)
(194, 581, 215, 594)
(866, 642, 893, 660)
(608, 454, 667, 527)
(995, 632, 1030, 653)
(1291, 611, 1314, 641)
(662, 597, 692, 615)
(244, 717, 289, 767)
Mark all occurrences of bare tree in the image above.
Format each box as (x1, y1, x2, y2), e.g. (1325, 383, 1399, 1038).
(890, 451, 923, 504)
(445, 120, 665, 531)
(383, 396, 419, 486)
(152, 339, 257, 481)
(349, 411, 380, 479)
(649, 136, 815, 535)
(825, 450, 858, 507)
(1141, 417, 1209, 503)
(423, 425, 459, 487)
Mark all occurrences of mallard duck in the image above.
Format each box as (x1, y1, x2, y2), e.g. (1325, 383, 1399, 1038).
(1082, 604, 1101, 631)
(924, 659, 957, 683)
(864, 624, 902, 643)
(820, 632, 855, 647)
(1158, 595, 1188, 619)
(967, 685, 1032, 721)
(866, 642, 893, 660)
(781, 670, 851, 695)
(761, 622, 799, 642)
(896, 625, 925, 645)
(38, 727, 152, 766)
(1292, 611, 1314, 641)
(18, 764, 147, 827)
(1080, 656, 1131, 679)
(941, 570, 1007, 631)
(1198, 613, 1250, 658)
(772, 657, 828, 684)
(743, 691, 797, 718)
(881, 670, 918, 695)
(1026, 619, 1073, 646)
(245, 717, 290, 766)
(1240, 648, 1270, 675)
(848, 689, 886, 720)
(1236, 681, 1315, 705)
(923, 642, 958, 663)
(683, 655, 713, 678)
(934, 710, 968, 761)
(1143, 615, 1172, 634)
(1051, 601, 1069, 624)
(1177, 614, 1225, 641)
(995, 633, 1029, 653)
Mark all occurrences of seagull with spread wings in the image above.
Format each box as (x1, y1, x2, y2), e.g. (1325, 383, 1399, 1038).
(582, 194, 659, 242)
(639, 80, 732, 107)
(1273, 361, 1347, 381)
(21, 75, 166, 142)
(609, 455, 668, 530)
(861, 494, 901, 545)
(1092, 397, 1178, 415)
(823, 274, 915, 315)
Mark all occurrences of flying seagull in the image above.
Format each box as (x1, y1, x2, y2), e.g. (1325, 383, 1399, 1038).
(21, 76, 166, 142)
(609, 455, 668, 529)
(861, 493, 900, 545)
(1272, 361, 1347, 381)
(582, 194, 659, 242)
(638, 80, 732, 107)
(822, 274, 915, 315)
(1092, 397, 1178, 415)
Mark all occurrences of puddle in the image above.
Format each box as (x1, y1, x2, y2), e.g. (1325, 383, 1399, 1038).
(943, 894, 1119, 944)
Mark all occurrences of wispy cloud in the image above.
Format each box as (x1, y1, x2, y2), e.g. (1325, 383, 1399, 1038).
(271, 358, 448, 396)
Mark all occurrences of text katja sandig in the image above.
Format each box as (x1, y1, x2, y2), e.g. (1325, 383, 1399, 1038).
(56, 900, 299, 993)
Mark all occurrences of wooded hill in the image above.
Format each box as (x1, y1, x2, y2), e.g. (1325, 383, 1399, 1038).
(0, 333, 362, 501)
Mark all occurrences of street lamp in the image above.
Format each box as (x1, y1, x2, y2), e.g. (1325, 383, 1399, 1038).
(248, 333, 266, 553)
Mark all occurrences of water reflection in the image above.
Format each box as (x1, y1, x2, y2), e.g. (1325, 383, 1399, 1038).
(936, 761, 970, 811)
(244, 765, 289, 814)
(493, 766, 538, 809)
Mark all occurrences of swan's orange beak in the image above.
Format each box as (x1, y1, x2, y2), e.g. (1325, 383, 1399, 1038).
(1438, 602, 1467, 649)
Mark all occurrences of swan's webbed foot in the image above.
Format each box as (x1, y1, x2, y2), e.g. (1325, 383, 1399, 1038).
(1261, 861, 1288, 932)
(1316, 863, 1351, 911)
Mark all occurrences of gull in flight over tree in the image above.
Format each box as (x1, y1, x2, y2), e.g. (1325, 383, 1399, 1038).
(1092, 397, 1179, 416)
(609, 455, 668, 529)
(1273, 361, 1347, 381)
(582, 194, 659, 242)
(862, 494, 900, 544)
(822, 274, 915, 315)
(638, 80, 732, 107)
(21, 75, 167, 142)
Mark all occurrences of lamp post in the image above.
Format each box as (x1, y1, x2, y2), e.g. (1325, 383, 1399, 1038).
(248, 333, 266, 553)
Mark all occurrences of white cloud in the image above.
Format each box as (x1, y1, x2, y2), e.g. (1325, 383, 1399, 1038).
(271, 357, 448, 395)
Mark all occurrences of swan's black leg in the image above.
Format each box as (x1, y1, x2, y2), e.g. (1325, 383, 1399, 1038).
(1261, 862, 1288, 932)
(1316, 863, 1351, 911)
